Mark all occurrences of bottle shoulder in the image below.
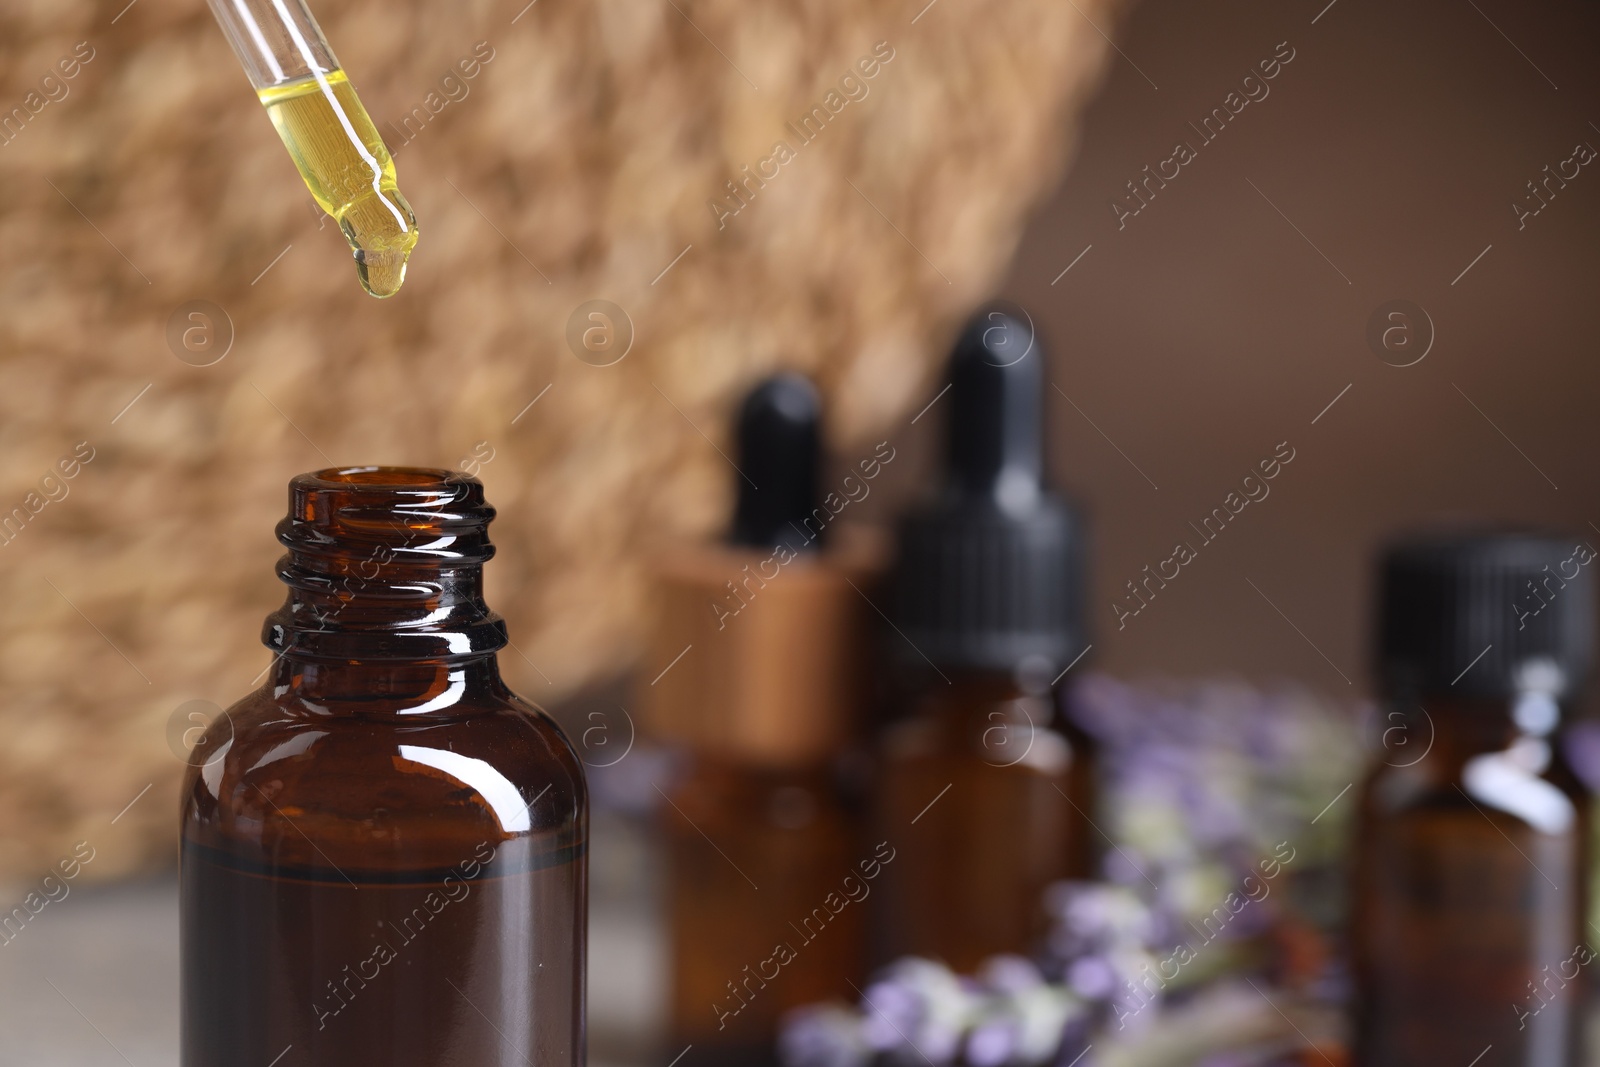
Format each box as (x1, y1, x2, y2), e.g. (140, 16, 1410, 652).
(180, 682, 586, 874)
(881, 690, 1081, 777)
(1358, 738, 1586, 839)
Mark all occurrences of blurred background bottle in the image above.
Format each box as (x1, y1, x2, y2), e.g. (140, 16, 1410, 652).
(1352, 532, 1596, 1067)
(641, 375, 880, 1066)
(874, 309, 1095, 973)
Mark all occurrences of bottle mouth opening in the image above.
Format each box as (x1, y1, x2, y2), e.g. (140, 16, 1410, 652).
(289, 466, 486, 517)
(283, 465, 494, 550)
(300, 466, 469, 491)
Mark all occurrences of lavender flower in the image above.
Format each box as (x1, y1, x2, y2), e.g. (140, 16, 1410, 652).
(778, 673, 1361, 1067)
(780, 1004, 873, 1067)
(860, 958, 972, 1064)
(967, 957, 1080, 1065)
(1066, 673, 1358, 944)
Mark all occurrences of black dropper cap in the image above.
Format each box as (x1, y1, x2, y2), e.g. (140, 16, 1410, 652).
(730, 373, 822, 555)
(1378, 531, 1595, 700)
(889, 308, 1086, 677)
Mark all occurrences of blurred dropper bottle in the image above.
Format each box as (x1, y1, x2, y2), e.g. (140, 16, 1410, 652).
(641, 374, 881, 1066)
(1352, 533, 1594, 1067)
(205, 0, 419, 297)
(874, 308, 1095, 973)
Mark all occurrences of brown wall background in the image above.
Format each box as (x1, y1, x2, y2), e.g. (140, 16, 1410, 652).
(996, 0, 1600, 699)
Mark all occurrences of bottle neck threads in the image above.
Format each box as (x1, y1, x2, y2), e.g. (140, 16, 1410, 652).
(263, 467, 508, 663)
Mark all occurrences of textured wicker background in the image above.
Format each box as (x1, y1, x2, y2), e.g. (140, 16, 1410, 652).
(0, 0, 1118, 879)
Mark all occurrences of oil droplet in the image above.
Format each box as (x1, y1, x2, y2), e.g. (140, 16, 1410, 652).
(341, 188, 417, 299)
(259, 69, 419, 299)
(354, 247, 410, 300)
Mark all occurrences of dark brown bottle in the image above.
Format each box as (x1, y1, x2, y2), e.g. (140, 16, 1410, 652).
(660, 760, 865, 1065)
(876, 309, 1094, 972)
(1353, 533, 1594, 1067)
(876, 672, 1095, 972)
(643, 376, 878, 1065)
(180, 467, 586, 1067)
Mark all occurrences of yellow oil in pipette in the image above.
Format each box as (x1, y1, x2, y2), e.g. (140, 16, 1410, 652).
(259, 69, 418, 298)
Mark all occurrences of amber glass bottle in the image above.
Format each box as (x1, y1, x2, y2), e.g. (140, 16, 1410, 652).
(876, 309, 1094, 973)
(661, 761, 865, 1065)
(643, 376, 878, 1066)
(180, 468, 586, 1067)
(1353, 533, 1595, 1067)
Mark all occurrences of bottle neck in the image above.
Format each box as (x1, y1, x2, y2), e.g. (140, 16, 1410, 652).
(262, 467, 509, 686)
(921, 665, 1060, 706)
(913, 668, 1056, 733)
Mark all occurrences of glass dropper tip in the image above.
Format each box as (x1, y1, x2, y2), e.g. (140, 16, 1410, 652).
(207, 0, 420, 299)
(341, 185, 419, 299)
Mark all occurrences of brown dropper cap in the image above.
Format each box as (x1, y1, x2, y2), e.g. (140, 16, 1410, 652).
(642, 541, 879, 767)
(639, 374, 878, 767)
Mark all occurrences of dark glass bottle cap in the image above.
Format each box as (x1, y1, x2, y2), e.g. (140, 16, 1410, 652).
(730, 373, 822, 555)
(889, 308, 1086, 676)
(1378, 531, 1595, 699)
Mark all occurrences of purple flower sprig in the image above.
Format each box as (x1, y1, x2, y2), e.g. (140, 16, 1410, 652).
(782, 957, 1091, 1067)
